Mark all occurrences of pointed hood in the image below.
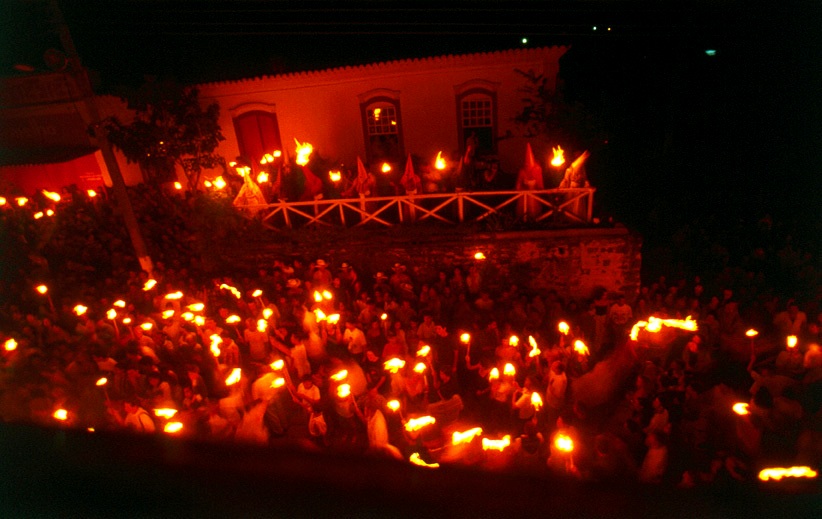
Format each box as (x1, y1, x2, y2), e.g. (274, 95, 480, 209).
(403, 154, 415, 179)
(357, 156, 368, 180)
(525, 142, 537, 170)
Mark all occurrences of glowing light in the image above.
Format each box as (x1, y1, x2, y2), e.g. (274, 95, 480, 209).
(630, 316, 698, 341)
(73, 304, 88, 316)
(209, 334, 222, 357)
(452, 427, 483, 445)
(573, 340, 590, 356)
(113, 300, 126, 308)
(164, 422, 183, 434)
(558, 322, 570, 335)
(381, 162, 392, 173)
(314, 308, 327, 322)
(87, 189, 97, 198)
(336, 383, 351, 398)
(554, 434, 574, 453)
(161, 310, 174, 319)
(139, 322, 153, 331)
(313, 291, 323, 303)
(373, 108, 381, 120)
(413, 362, 427, 374)
(0, 197, 5, 206)
(322, 290, 333, 300)
(257, 171, 269, 184)
(164, 291, 183, 300)
(531, 392, 543, 411)
(509, 335, 519, 347)
(380, 313, 388, 321)
(187, 303, 205, 312)
(294, 139, 313, 166)
(213, 176, 227, 190)
(181, 312, 194, 322)
(474, 252, 486, 260)
(528, 336, 541, 357)
(787, 335, 798, 349)
(33, 212, 44, 219)
(106, 309, 117, 320)
(42, 190, 61, 202)
(460, 333, 471, 344)
(327, 313, 341, 325)
(746, 329, 759, 337)
(225, 368, 242, 386)
(251, 289, 263, 298)
(53, 409, 68, 421)
(271, 377, 286, 388)
(96, 377, 108, 386)
(4, 338, 18, 352)
(174, 182, 182, 190)
(143, 279, 157, 291)
(732, 402, 750, 416)
(225, 315, 242, 324)
(329, 170, 342, 182)
(203, 180, 212, 188)
(154, 408, 177, 419)
(387, 400, 401, 412)
(482, 435, 511, 452)
(122, 317, 132, 325)
(262, 308, 274, 319)
(270, 359, 285, 371)
(409, 452, 439, 468)
(416, 345, 431, 357)
(758, 466, 817, 482)
(521, 37, 528, 44)
(194, 315, 205, 327)
(330, 370, 348, 381)
(219, 284, 242, 299)
(503, 363, 516, 377)
(488, 368, 500, 381)
(434, 151, 446, 171)
(404, 416, 436, 432)
(36, 285, 48, 294)
(257, 319, 267, 332)
(45, 209, 54, 216)
(551, 146, 565, 167)
(705, 49, 717, 56)
(384, 358, 406, 373)
(16, 197, 28, 207)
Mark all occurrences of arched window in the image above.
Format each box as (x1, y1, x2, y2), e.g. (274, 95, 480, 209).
(231, 107, 282, 166)
(454, 81, 498, 157)
(359, 90, 404, 166)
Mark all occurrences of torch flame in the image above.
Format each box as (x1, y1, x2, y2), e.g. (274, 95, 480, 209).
(270, 359, 285, 371)
(187, 303, 205, 312)
(404, 416, 436, 432)
(34, 212, 44, 220)
(219, 284, 242, 299)
(531, 391, 543, 411)
(154, 408, 178, 419)
(271, 377, 286, 388)
(143, 279, 157, 291)
(4, 338, 18, 351)
(329, 170, 342, 182)
(181, 312, 194, 321)
(380, 313, 388, 321)
(452, 427, 483, 445)
(225, 368, 242, 386)
(322, 290, 333, 300)
(630, 316, 698, 341)
(381, 162, 391, 173)
(384, 358, 406, 373)
(482, 435, 511, 452)
(226, 315, 242, 324)
(164, 291, 183, 300)
(327, 313, 341, 324)
(262, 308, 274, 319)
(314, 308, 327, 322)
(787, 335, 798, 349)
(313, 291, 323, 303)
(573, 340, 590, 356)
(209, 334, 222, 357)
(213, 176, 227, 190)
(73, 304, 88, 316)
(257, 319, 268, 332)
(251, 289, 263, 298)
(122, 317, 132, 325)
(16, 197, 28, 206)
(503, 363, 516, 377)
(294, 139, 313, 166)
(42, 189, 61, 202)
(257, 171, 269, 184)
(460, 333, 471, 344)
(173, 182, 182, 190)
(758, 466, 818, 481)
(336, 383, 351, 398)
(45, 209, 54, 216)
(509, 335, 519, 347)
(387, 400, 401, 412)
(416, 345, 431, 357)
(164, 422, 183, 434)
(474, 252, 486, 260)
(746, 329, 759, 337)
(36, 285, 48, 294)
(434, 151, 446, 170)
(96, 377, 108, 386)
(558, 322, 570, 335)
(113, 300, 126, 308)
(53, 409, 68, 421)
(550, 146, 566, 167)
(409, 452, 439, 468)
(0, 197, 5, 206)
(528, 336, 541, 357)
(413, 361, 427, 374)
(554, 433, 574, 453)
(732, 402, 750, 416)
(330, 370, 348, 381)
(139, 322, 153, 331)
(106, 309, 117, 320)
(489, 367, 500, 381)
(162, 310, 175, 319)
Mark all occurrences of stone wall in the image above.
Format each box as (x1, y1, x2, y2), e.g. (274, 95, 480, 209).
(241, 224, 642, 302)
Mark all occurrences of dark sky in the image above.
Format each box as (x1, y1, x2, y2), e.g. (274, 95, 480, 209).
(2, 0, 821, 243)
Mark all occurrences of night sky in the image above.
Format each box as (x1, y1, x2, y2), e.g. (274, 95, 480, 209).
(2, 0, 821, 251)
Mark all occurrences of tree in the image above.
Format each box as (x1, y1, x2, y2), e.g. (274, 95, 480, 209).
(512, 68, 605, 154)
(99, 78, 225, 189)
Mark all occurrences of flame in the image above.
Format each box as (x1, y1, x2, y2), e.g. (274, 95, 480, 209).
(164, 291, 183, 300)
(187, 303, 205, 312)
(787, 335, 798, 349)
(262, 308, 274, 319)
(45, 209, 54, 216)
(416, 345, 431, 357)
(219, 284, 242, 299)
(531, 392, 543, 410)
(257, 171, 269, 184)
(558, 322, 570, 335)
(387, 400, 401, 412)
(404, 416, 436, 432)
(488, 367, 500, 381)
(314, 308, 327, 322)
(181, 312, 194, 322)
(53, 409, 68, 421)
(251, 289, 263, 298)
(573, 340, 590, 356)
(452, 427, 483, 445)
(270, 359, 285, 371)
(161, 310, 175, 319)
(336, 383, 351, 398)
(413, 362, 427, 374)
(87, 189, 97, 198)
(482, 435, 511, 451)
(373, 108, 381, 120)
(380, 313, 388, 321)
(225, 315, 242, 324)
(474, 252, 486, 260)
(164, 422, 183, 434)
(322, 290, 333, 300)
(330, 369, 348, 381)
(154, 408, 178, 419)
(143, 279, 157, 291)
(732, 402, 750, 416)
(16, 197, 28, 207)
(271, 377, 286, 388)
(381, 162, 391, 173)
(0, 197, 5, 205)
(294, 139, 313, 166)
(4, 338, 18, 351)
(329, 170, 342, 182)
(209, 334, 222, 357)
(173, 182, 182, 190)
(194, 316, 205, 327)
(409, 452, 439, 468)
(225, 368, 242, 386)
(327, 313, 341, 324)
(42, 189, 61, 202)
(758, 466, 818, 481)
(213, 176, 227, 190)
(203, 180, 212, 188)
(140, 322, 153, 331)
(313, 291, 322, 303)
(34, 212, 44, 220)
(96, 377, 108, 386)
(746, 329, 759, 337)
(122, 317, 132, 325)
(550, 146, 565, 167)
(509, 335, 519, 347)
(384, 358, 406, 373)
(528, 336, 541, 357)
(435, 151, 446, 171)
(257, 319, 267, 332)
(273, 150, 282, 158)
(630, 316, 698, 341)
(460, 333, 471, 344)
(503, 363, 516, 377)
(554, 433, 574, 453)
(36, 284, 48, 294)
(106, 309, 117, 320)
(73, 304, 88, 316)
(113, 300, 126, 308)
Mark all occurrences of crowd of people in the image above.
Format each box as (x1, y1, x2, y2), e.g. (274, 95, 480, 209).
(0, 182, 820, 488)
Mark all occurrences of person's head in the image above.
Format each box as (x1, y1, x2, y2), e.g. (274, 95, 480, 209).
(301, 374, 314, 388)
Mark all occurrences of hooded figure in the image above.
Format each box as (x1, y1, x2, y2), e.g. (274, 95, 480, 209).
(515, 143, 544, 220)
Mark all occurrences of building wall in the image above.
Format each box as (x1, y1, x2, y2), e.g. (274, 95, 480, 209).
(197, 47, 567, 178)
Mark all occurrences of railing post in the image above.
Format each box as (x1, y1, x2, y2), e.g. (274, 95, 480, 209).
(282, 200, 291, 228)
(458, 191, 464, 222)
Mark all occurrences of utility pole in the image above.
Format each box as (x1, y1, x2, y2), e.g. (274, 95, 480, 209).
(47, 0, 153, 275)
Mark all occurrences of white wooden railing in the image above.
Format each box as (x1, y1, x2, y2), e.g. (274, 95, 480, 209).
(240, 188, 595, 230)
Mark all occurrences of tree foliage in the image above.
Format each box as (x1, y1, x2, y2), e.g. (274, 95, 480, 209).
(513, 68, 605, 153)
(99, 78, 225, 189)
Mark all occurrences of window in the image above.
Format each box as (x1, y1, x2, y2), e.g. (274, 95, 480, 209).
(359, 90, 404, 167)
(454, 81, 498, 157)
(231, 109, 282, 166)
